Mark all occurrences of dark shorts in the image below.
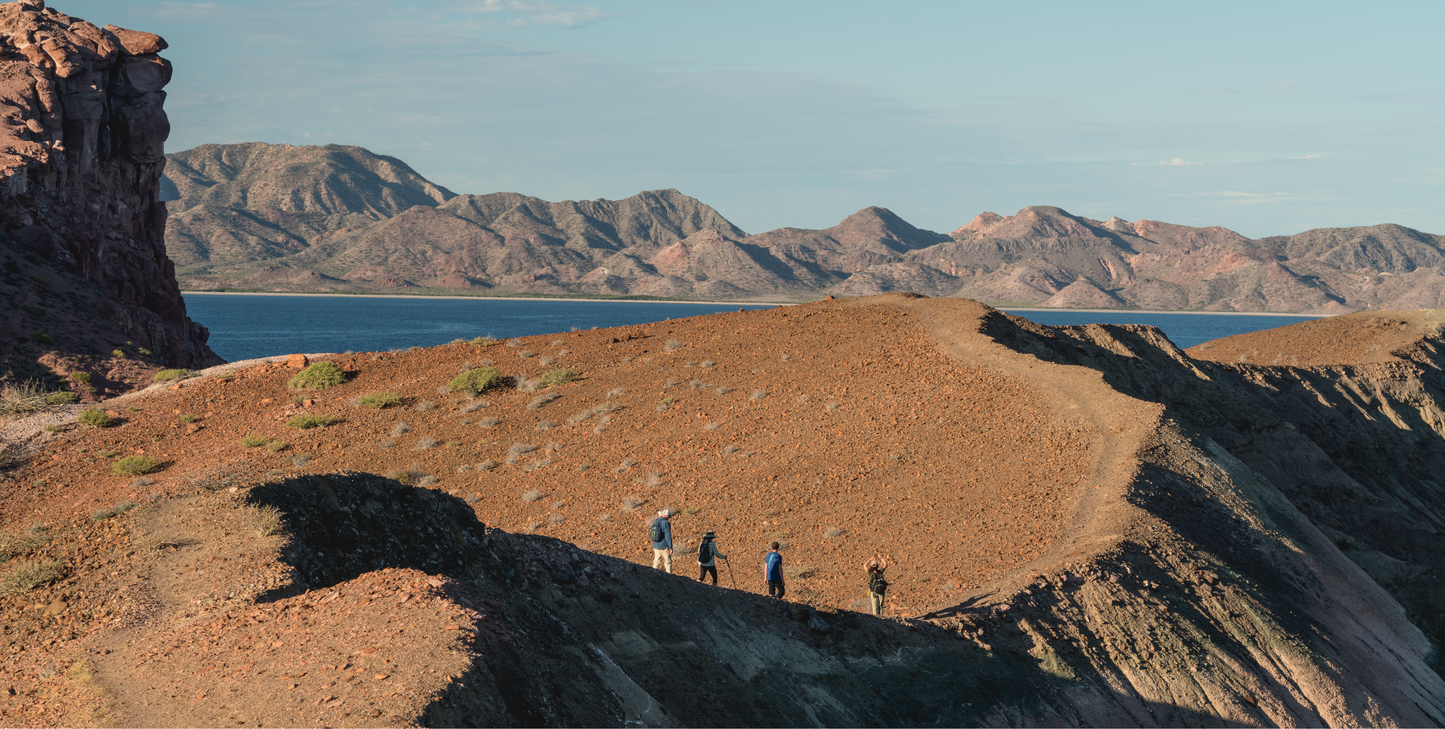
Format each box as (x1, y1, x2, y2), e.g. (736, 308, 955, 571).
(699, 564, 718, 584)
(767, 579, 785, 598)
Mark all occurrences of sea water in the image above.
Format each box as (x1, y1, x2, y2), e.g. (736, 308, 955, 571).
(182, 293, 1320, 363)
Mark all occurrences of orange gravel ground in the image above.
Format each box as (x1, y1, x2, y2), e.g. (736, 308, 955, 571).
(0, 296, 1098, 725)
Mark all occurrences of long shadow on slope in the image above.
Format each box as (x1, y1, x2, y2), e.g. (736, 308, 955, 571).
(247, 471, 1242, 726)
(247, 471, 487, 601)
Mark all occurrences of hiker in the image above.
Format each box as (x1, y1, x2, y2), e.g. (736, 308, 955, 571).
(650, 509, 674, 573)
(764, 541, 785, 598)
(697, 531, 728, 584)
(864, 554, 888, 616)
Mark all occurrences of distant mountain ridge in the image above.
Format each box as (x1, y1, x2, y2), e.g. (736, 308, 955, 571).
(163, 143, 1445, 313)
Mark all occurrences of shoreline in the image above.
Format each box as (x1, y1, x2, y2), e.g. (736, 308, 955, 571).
(183, 290, 1329, 317)
(181, 291, 791, 307)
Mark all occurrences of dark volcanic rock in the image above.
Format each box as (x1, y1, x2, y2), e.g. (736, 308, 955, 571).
(0, 0, 218, 386)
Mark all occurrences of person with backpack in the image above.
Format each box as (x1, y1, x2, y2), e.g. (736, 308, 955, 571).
(696, 531, 727, 584)
(764, 542, 785, 599)
(649, 509, 674, 573)
(864, 554, 888, 616)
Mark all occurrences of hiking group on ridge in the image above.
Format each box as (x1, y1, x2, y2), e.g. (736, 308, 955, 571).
(648, 509, 891, 615)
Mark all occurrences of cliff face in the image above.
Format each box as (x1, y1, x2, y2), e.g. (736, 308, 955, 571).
(0, 0, 218, 387)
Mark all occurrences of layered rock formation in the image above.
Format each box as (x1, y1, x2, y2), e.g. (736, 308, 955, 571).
(0, 0, 218, 391)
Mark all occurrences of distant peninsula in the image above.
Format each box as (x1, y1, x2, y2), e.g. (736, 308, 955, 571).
(164, 142, 1445, 314)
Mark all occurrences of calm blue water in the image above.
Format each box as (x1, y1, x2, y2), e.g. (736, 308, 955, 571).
(182, 294, 1320, 362)
(183, 294, 776, 362)
(1000, 310, 1319, 350)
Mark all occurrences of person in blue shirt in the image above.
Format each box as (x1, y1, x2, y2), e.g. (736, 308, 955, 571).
(650, 509, 674, 573)
(763, 541, 784, 599)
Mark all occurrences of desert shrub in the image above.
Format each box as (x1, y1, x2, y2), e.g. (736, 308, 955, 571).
(252, 505, 284, 537)
(534, 420, 553, 430)
(416, 474, 438, 486)
(31, 332, 52, 344)
(131, 477, 152, 488)
(507, 443, 537, 464)
(621, 495, 644, 512)
(78, 408, 114, 428)
(477, 417, 500, 428)
(0, 560, 59, 595)
(448, 367, 503, 394)
(153, 369, 191, 383)
(391, 421, 410, 436)
(266, 441, 288, 452)
(0, 531, 48, 562)
(606, 386, 626, 397)
(286, 414, 337, 429)
(462, 399, 489, 413)
(613, 458, 637, 473)
(518, 350, 534, 359)
(593, 402, 619, 414)
(750, 389, 767, 401)
(72, 372, 92, 384)
(538, 355, 554, 365)
(413, 436, 438, 451)
(42, 424, 63, 433)
(567, 409, 593, 425)
(699, 360, 715, 368)
(384, 467, 428, 486)
(528, 393, 559, 410)
(0, 379, 50, 415)
(477, 460, 498, 471)
(288, 361, 347, 389)
(97, 449, 119, 458)
(547, 513, 565, 525)
(522, 488, 545, 502)
(689, 379, 706, 389)
(683, 506, 700, 515)
(540, 369, 574, 387)
(112, 456, 159, 476)
(413, 400, 435, 412)
(240, 435, 268, 447)
(359, 392, 403, 409)
(664, 339, 684, 351)
(46, 391, 78, 404)
(715, 386, 732, 395)
(521, 458, 552, 473)
(825, 400, 841, 411)
(470, 336, 497, 346)
(703, 421, 721, 431)
(824, 527, 845, 538)
(594, 415, 611, 434)
(292, 455, 310, 467)
(179, 414, 200, 423)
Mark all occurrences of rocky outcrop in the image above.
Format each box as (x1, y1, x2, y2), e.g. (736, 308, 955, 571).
(0, 0, 217, 387)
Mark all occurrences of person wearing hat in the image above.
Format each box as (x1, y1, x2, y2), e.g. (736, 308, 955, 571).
(649, 508, 674, 573)
(864, 554, 888, 616)
(696, 531, 728, 585)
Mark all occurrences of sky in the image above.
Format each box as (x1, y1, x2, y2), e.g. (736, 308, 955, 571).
(69, 0, 1445, 238)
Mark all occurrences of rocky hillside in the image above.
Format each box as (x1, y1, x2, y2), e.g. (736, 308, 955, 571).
(164, 144, 1445, 313)
(4, 295, 1445, 725)
(0, 1, 219, 395)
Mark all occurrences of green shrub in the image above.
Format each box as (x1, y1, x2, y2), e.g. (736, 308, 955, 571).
(179, 414, 200, 423)
(42, 425, 63, 433)
(240, 435, 268, 447)
(0, 560, 59, 595)
(97, 449, 118, 458)
(78, 409, 114, 428)
(540, 369, 575, 387)
(358, 391, 403, 409)
(153, 369, 190, 383)
(286, 414, 337, 429)
(0, 531, 48, 562)
(46, 391, 78, 405)
(0, 379, 49, 415)
(112, 456, 159, 476)
(266, 441, 287, 452)
(30, 332, 51, 344)
(288, 361, 347, 389)
(470, 337, 497, 346)
(111, 349, 126, 358)
(137, 347, 152, 356)
(72, 372, 92, 384)
(251, 505, 284, 537)
(448, 367, 504, 394)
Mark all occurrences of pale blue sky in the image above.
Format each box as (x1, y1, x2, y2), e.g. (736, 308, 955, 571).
(72, 0, 1445, 237)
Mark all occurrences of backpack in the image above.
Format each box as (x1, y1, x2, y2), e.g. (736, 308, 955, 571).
(697, 541, 714, 563)
(649, 519, 665, 544)
(869, 570, 888, 595)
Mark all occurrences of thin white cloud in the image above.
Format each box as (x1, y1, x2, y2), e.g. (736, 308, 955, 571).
(458, 0, 615, 27)
(1192, 191, 1294, 205)
(1287, 153, 1321, 160)
(1161, 158, 1201, 166)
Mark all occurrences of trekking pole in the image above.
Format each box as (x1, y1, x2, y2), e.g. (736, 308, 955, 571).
(724, 558, 737, 589)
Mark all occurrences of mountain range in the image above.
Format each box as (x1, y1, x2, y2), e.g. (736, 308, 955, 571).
(164, 143, 1445, 313)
